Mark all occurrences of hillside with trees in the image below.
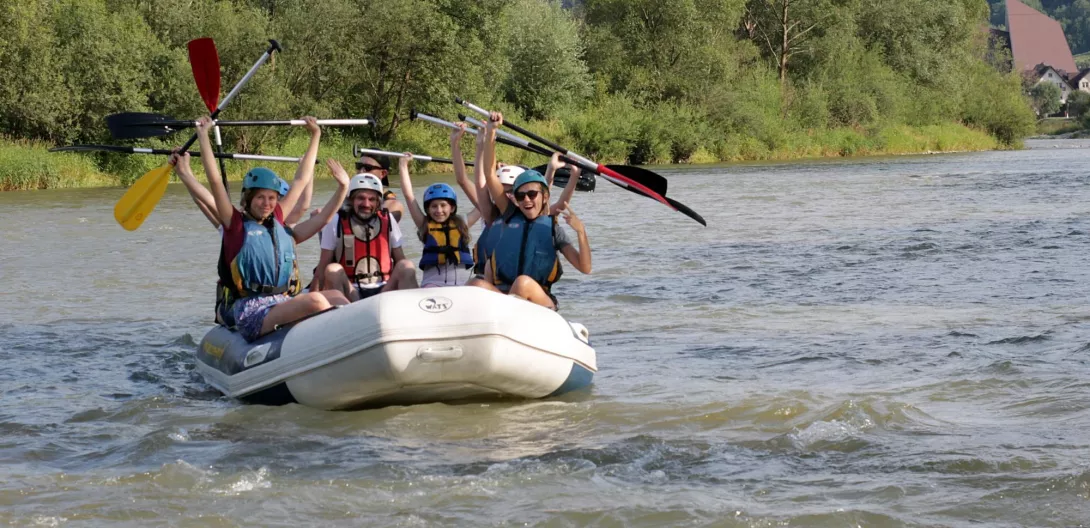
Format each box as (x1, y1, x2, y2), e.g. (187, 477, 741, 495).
(0, 0, 1035, 188)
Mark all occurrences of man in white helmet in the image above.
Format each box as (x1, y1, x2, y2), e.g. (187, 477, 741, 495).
(316, 173, 418, 300)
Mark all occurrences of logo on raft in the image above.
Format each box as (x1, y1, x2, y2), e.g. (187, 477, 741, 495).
(419, 296, 453, 313)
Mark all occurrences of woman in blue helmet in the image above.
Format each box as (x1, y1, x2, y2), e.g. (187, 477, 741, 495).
(466, 113, 592, 310)
(195, 116, 352, 342)
(397, 152, 478, 287)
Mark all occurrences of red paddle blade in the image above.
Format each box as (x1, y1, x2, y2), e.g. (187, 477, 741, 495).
(187, 38, 221, 112)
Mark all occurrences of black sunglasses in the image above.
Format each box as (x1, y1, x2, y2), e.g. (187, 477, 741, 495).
(514, 189, 540, 201)
(355, 161, 385, 172)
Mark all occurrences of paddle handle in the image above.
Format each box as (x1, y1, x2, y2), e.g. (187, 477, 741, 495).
(51, 144, 310, 163)
(410, 111, 479, 136)
(355, 147, 473, 166)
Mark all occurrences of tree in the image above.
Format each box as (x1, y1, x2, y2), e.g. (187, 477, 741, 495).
(499, 0, 590, 119)
(742, 0, 829, 87)
(1067, 89, 1090, 118)
(1030, 82, 1063, 116)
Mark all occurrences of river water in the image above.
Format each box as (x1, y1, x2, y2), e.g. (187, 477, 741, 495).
(2, 140, 1090, 526)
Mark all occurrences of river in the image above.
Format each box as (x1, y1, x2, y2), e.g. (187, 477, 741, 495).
(2, 140, 1089, 526)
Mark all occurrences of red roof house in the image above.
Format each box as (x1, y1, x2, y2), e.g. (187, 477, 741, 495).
(1006, 0, 1078, 74)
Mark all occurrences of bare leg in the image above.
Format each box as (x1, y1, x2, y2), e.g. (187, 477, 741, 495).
(466, 276, 503, 292)
(509, 275, 555, 309)
(317, 289, 350, 306)
(322, 263, 360, 301)
(384, 260, 418, 291)
(259, 292, 332, 335)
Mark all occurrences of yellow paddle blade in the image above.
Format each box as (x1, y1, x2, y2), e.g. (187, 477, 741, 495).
(114, 163, 171, 231)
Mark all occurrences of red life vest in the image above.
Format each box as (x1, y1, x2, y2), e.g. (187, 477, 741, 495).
(334, 209, 392, 286)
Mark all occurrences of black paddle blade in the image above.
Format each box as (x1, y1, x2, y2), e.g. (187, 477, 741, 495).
(666, 197, 706, 226)
(604, 164, 668, 196)
(106, 112, 180, 140)
(530, 164, 597, 192)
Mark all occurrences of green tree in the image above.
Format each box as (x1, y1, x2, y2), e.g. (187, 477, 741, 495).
(1031, 82, 1063, 115)
(499, 0, 590, 119)
(1067, 89, 1090, 117)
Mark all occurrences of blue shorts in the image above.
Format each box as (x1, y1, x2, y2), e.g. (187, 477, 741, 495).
(231, 293, 291, 342)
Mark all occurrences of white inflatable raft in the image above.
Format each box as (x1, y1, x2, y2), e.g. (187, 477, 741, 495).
(195, 286, 596, 410)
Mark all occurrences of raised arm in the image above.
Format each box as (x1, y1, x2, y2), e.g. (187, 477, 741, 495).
(474, 127, 495, 224)
(483, 112, 510, 213)
(543, 152, 560, 188)
(196, 116, 235, 228)
(279, 116, 321, 216)
(467, 207, 481, 229)
(291, 159, 349, 243)
(285, 178, 313, 227)
(550, 162, 581, 216)
(172, 150, 220, 229)
(557, 203, 591, 274)
(450, 123, 479, 210)
(398, 153, 427, 233)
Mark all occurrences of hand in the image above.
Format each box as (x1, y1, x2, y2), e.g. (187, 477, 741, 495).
(474, 126, 486, 149)
(398, 152, 412, 172)
(450, 122, 466, 145)
(195, 116, 214, 136)
(488, 111, 503, 127)
(548, 152, 563, 172)
(326, 159, 349, 186)
(559, 203, 584, 233)
(303, 116, 320, 135)
(170, 149, 192, 174)
(568, 164, 581, 177)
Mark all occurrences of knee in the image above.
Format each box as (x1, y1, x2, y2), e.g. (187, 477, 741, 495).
(324, 263, 345, 276)
(511, 275, 541, 294)
(304, 292, 331, 311)
(395, 260, 415, 273)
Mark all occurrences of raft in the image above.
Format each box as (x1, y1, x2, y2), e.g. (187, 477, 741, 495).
(195, 286, 596, 410)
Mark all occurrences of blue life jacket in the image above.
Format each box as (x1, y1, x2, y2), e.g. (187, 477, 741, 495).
(489, 208, 562, 291)
(474, 216, 504, 274)
(224, 214, 297, 298)
(420, 220, 473, 270)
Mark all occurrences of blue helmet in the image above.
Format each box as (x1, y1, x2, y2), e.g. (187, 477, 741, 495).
(423, 183, 457, 207)
(242, 167, 282, 195)
(277, 177, 289, 197)
(512, 169, 547, 193)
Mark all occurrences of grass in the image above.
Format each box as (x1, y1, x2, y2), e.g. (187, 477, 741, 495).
(1035, 117, 1083, 136)
(0, 121, 1010, 191)
(0, 137, 116, 190)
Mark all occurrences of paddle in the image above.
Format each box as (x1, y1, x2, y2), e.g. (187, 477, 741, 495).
(113, 39, 280, 231)
(529, 164, 596, 192)
(188, 38, 230, 186)
(106, 112, 374, 140)
(411, 111, 595, 192)
(352, 146, 473, 166)
(456, 98, 706, 225)
(50, 144, 312, 163)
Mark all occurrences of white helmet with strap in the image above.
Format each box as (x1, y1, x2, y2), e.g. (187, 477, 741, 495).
(497, 165, 527, 186)
(349, 173, 383, 196)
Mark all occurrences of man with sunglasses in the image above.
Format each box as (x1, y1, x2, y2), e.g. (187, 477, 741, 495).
(355, 155, 405, 222)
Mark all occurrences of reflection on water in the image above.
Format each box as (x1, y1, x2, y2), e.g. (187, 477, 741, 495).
(3, 142, 1090, 525)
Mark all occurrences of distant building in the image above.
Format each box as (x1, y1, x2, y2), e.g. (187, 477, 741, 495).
(1006, 0, 1077, 74)
(1002, 0, 1088, 109)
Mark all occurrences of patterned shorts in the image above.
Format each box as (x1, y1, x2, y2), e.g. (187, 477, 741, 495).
(231, 293, 291, 342)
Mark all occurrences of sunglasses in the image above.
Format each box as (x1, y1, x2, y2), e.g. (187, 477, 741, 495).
(355, 162, 384, 172)
(514, 190, 540, 201)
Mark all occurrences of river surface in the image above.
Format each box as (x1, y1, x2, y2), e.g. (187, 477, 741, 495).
(2, 140, 1090, 526)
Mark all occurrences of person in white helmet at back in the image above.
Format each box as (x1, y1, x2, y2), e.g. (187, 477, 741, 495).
(315, 172, 418, 301)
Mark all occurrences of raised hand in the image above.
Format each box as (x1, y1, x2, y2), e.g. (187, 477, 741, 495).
(559, 203, 584, 233)
(450, 122, 467, 145)
(195, 116, 214, 136)
(303, 116, 321, 135)
(326, 159, 349, 186)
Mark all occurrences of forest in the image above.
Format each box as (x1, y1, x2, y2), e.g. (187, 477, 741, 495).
(0, 0, 1036, 189)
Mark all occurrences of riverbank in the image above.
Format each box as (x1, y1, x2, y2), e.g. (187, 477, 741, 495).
(1, 122, 1004, 191)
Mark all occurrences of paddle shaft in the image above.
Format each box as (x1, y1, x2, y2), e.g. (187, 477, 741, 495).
(456, 98, 675, 209)
(135, 118, 373, 128)
(355, 147, 473, 166)
(51, 144, 310, 163)
(178, 40, 281, 160)
(413, 111, 556, 159)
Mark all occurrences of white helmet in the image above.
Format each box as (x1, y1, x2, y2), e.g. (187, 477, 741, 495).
(497, 165, 528, 186)
(348, 173, 383, 197)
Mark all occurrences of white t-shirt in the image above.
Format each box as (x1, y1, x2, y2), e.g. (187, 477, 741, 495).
(319, 211, 403, 251)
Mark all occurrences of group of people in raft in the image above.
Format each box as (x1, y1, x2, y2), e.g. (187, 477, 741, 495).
(171, 113, 591, 343)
